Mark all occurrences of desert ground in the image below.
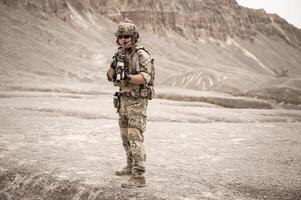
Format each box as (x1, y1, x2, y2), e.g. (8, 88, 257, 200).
(0, 86, 301, 200)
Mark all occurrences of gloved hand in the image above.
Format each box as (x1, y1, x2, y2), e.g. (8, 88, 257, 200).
(123, 71, 131, 81)
(110, 58, 117, 70)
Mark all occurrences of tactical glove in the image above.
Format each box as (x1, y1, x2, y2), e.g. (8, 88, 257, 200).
(110, 58, 117, 70)
(123, 72, 131, 81)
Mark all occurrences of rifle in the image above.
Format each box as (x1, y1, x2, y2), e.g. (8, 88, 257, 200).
(112, 48, 129, 86)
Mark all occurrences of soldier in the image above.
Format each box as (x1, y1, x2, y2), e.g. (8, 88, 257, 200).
(107, 22, 154, 188)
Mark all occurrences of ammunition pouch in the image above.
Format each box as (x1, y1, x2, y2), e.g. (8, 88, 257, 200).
(129, 87, 154, 100)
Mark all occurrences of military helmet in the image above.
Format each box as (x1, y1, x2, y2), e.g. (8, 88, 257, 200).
(115, 22, 140, 42)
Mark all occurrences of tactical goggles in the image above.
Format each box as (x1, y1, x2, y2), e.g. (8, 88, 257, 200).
(117, 35, 131, 39)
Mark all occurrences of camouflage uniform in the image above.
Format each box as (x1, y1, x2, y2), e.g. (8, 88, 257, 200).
(118, 44, 152, 179)
(108, 22, 153, 187)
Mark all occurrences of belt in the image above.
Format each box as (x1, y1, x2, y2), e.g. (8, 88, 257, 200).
(118, 89, 148, 98)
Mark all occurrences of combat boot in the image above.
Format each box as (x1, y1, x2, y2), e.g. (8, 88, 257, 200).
(121, 176, 146, 188)
(115, 167, 132, 176)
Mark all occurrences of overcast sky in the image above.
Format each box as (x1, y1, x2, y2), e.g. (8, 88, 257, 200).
(236, 0, 301, 28)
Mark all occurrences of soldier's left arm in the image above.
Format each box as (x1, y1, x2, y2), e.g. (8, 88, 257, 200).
(128, 74, 145, 84)
(128, 49, 152, 85)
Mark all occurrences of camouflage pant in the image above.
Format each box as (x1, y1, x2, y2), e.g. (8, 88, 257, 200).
(118, 96, 147, 178)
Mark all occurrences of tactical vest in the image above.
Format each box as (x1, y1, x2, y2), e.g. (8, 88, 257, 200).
(118, 44, 155, 99)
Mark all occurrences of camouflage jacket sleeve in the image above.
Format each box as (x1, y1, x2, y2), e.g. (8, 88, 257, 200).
(137, 49, 152, 84)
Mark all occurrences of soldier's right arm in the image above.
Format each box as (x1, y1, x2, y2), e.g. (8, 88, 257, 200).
(107, 67, 115, 81)
(107, 55, 117, 81)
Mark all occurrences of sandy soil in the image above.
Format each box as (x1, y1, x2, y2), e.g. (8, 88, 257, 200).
(0, 89, 301, 200)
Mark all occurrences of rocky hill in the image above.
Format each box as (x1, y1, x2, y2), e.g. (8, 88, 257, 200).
(0, 0, 301, 104)
(94, 0, 301, 47)
(3, 0, 301, 46)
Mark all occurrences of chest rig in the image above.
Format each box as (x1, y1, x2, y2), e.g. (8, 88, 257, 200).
(113, 45, 153, 103)
(113, 46, 144, 89)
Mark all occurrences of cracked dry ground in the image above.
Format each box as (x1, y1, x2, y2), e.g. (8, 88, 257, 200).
(0, 92, 301, 200)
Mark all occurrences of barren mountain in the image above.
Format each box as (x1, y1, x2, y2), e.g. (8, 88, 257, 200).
(1, 0, 301, 103)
